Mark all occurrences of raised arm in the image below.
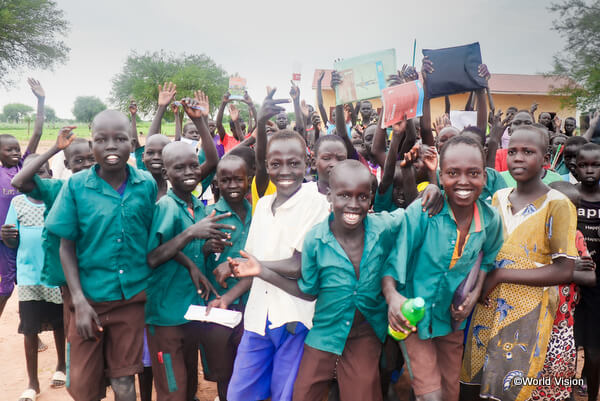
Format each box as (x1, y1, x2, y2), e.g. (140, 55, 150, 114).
(255, 88, 290, 197)
(243, 92, 257, 134)
(128, 101, 140, 149)
(228, 103, 244, 141)
(330, 71, 356, 159)
(12, 126, 75, 193)
(379, 120, 406, 195)
(148, 82, 176, 136)
(290, 81, 305, 139)
(420, 58, 435, 147)
(486, 110, 508, 168)
(172, 102, 182, 141)
(476, 64, 491, 133)
(584, 111, 600, 141)
(26, 78, 45, 154)
(316, 71, 330, 125)
(181, 91, 219, 182)
(215, 92, 230, 142)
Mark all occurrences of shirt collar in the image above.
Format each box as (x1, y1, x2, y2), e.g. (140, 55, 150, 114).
(444, 196, 484, 234)
(85, 164, 144, 190)
(166, 188, 203, 211)
(214, 196, 251, 223)
(267, 183, 307, 212)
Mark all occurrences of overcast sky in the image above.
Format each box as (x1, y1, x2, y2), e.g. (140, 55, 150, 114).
(0, 0, 566, 120)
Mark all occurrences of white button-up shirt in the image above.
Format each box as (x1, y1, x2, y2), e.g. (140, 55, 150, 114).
(243, 183, 330, 335)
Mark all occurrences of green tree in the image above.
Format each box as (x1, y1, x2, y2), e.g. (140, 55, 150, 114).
(110, 51, 229, 118)
(0, 0, 69, 86)
(72, 96, 107, 123)
(550, 0, 600, 109)
(45, 106, 57, 122)
(2, 103, 33, 123)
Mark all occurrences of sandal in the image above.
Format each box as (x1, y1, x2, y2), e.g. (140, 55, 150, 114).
(50, 371, 66, 388)
(18, 388, 38, 401)
(37, 337, 47, 353)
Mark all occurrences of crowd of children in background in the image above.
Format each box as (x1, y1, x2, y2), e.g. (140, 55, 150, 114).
(1, 55, 600, 401)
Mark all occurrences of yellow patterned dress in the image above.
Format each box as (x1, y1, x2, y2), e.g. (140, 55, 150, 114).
(460, 188, 577, 401)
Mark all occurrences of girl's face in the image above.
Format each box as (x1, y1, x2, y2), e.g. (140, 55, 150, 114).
(440, 143, 485, 208)
(509, 112, 534, 135)
(550, 136, 567, 156)
(506, 129, 547, 183)
(315, 140, 347, 186)
(436, 127, 459, 153)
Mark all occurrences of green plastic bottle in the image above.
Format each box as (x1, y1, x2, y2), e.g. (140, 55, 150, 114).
(388, 297, 425, 340)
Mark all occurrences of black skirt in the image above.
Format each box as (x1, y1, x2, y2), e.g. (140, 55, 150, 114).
(18, 300, 63, 335)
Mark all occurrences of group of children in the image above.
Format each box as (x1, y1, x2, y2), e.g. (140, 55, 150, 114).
(1, 57, 599, 401)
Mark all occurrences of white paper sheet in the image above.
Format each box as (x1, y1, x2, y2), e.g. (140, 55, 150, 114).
(184, 305, 242, 329)
(449, 110, 477, 131)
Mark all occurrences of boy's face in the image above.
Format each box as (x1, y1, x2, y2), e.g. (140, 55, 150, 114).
(575, 149, 600, 187)
(392, 167, 408, 208)
(183, 124, 200, 140)
(37, 163, 52, 179)
(550, 136, 567, 156)
(266, 138, 306, 198)
(143, 137, 169, 176)
(564, 144, 581, 173)
(509, 112, 533, 135)
(0, 137, 21, 167)
(539, 112, 552, 127)
(362, 125, 376, 153)
(164, 148, 201, 194)
(208, 120, 217, 136)
(276, 113, 288, 130)
(217, 158, 249, 204)
(507, 129, 547, 183)
(360, 102, 373, 120)
(440, 143, 485, 209)
(328, 169, 371, 230)
(315, 141, 347, 185)
(92, 120, 131, 173)
(564, 118, 576, 135)
(436, 127, 459, 153)
(65, 143, 95, 173)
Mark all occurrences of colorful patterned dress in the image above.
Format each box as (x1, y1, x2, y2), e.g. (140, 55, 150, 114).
(460, 188, 577, 401)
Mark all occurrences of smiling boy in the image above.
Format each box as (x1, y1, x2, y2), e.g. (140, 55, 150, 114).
(45, 110, 157, 401)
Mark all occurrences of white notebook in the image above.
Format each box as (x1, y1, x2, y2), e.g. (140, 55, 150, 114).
(184, 305, 242, 329)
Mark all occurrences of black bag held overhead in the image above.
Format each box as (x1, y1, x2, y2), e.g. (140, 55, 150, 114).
(422, 42, 488, 99)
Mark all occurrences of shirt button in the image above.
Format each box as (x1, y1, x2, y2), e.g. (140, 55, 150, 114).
(119, 269, 124, 274)
(353, 291, 357, 295)
(451, 240, 455, 245)
(117, 238, 122, 243)
(346, 321, 350, 326)
(432, 303, 436, 307)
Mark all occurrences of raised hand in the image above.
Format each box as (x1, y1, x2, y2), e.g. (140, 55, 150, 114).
(399, 142, 418, 168)
(243, 91, 253, 105)
(554, 115, 562, 131)
(300, 100, 310, 119)
(229, 103, 240, 122)
(231, 250, 262, 277)
(422, 146, 439, 172)
(188, 210, 235, 240)
(129, 100, 138, 116)
(158, 82, 177, 107)
(478, 64, 491, 81)
(27, 78, 45, 99)
(330, 71, 343, 88)
(310, 112, 321, 128)
(170, 101, 179, 115)
(402, 64, 419, 82)
(290, 80, 300, 101)
(56, 126, 77, 150)
(433, 114, 451, 134)
(317, 70, 325, 83)
(194, 90, 210, 117)
(257, 87, 290, 123)
(421, 57, 434, 82)
(530, 102, 539, 116)
(222, 91, 231, 103)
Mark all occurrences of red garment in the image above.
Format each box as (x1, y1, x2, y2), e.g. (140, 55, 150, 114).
(220, 133, 240, 153)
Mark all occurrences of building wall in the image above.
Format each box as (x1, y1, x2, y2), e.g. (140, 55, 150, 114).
(316, 90, 576, 124)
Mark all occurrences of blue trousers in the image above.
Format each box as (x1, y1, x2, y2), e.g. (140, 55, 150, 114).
(227, 321, 308, 401)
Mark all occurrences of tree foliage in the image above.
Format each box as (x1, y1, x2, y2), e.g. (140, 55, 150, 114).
(72, 96, 107, 123)
(111, 51, 229, 118)
(2, 103, 33, 123)
(549, 0, 600, 110)
(0, 0, 70, 86)
(45, 106, 57, 122)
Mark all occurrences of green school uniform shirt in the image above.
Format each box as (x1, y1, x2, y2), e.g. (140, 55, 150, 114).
(134, 146, 145, 170)
(145, 189, 207, 326)
(205, 196, 252, 303)
(45, 165, 157, 302)
(500, 169, 564, 188)
(436, 167, 507, 203)
(299, 210, 405, 355)
(554, 159, 570, 176)
(25, 175, 66, 286)
(394, 196, 503, 340)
